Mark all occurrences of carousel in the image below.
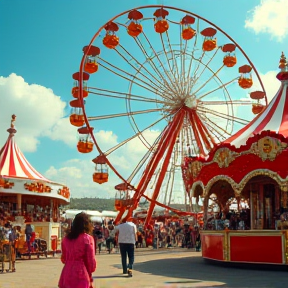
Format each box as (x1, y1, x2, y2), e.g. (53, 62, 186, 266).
(0, 115, 70, 256)
(182, 52, 288, 265)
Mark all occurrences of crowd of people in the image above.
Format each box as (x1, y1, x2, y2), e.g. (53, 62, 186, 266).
(0, 204, 57, 226)
(91, 218, 202, 253)
(0, 211, 201, 285)
(58, 212, 201, 287)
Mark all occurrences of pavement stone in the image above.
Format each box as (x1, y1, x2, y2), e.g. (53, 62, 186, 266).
(0, 248, 287, 288)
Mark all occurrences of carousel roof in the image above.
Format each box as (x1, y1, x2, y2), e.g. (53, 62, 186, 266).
(0, 115, 49, 181)
(224, 52, 288, 148)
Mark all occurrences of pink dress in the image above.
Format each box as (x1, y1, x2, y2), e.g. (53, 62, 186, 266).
(59, 233, 96, 288)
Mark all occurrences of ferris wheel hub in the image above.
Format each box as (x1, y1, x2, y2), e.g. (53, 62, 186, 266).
(185, 96, 198, 108)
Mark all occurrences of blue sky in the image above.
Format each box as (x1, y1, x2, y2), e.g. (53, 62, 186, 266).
(0, 0, 287, 200)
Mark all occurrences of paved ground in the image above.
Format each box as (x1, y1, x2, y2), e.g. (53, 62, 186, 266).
(0, 248, 287, 288)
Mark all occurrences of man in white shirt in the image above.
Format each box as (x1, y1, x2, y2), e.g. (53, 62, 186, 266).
(115, 218, 137, 277)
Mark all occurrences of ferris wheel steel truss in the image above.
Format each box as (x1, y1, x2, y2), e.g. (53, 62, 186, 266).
(73, 5, 267, 226)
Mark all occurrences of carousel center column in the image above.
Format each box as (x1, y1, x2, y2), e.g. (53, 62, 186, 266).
(17, 193, 22, 214)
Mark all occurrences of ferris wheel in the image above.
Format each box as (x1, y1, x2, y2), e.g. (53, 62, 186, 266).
(69, 5, 267, 225)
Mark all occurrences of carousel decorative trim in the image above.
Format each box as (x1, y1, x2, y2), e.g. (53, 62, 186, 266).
(204, 175, 240, 197)
(238, 169, 287, 192)
(185, 160, 203, 180)
(24, 182, 52, 193)
(213, 147, 238, 168)
(249, 136, 288, 161)
(200, 169, 287, 199)
(0, 178, 14, 189)
(58, 186, 70, 199)
(190, 181, 205, 197)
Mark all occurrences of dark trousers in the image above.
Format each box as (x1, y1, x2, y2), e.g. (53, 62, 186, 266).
(119, 243, 134, 273)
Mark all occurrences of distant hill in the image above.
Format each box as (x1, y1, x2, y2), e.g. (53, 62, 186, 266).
(64, 197, 201, 213)
(65, 197, 116, 212)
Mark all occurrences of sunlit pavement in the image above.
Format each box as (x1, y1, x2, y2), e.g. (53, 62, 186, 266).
(0, 247, 287, 288)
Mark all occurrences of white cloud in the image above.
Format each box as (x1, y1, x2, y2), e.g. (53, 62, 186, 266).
(252, 70, 280, 103)
(43, 129, 162, 199)
(260, 70, 280, 102)
(245, 0, 288, 42)
(0, 73, 76, 151)
(45, 159, 119, 199)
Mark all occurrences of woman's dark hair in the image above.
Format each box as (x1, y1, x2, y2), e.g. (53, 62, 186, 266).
(66, 212, 92, 240)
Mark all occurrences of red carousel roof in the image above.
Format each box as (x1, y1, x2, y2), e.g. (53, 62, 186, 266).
(224, 52, 288, 148)
(0, 115, 49, 181)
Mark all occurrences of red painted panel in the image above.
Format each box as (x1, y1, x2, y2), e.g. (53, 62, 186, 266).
(202, 234, 224, 260)
(230, 235, 283, 264)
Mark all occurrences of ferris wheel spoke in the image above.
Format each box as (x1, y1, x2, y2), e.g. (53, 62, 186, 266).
(127, 135, 163, 183)
(192, 64, 225, 96)
(193, 47, 221, 86)
(178, 34, 190, 97)
(114, 46, 165, 92)
(181, 41, 188, 91)
(117, 44, 166, 88)
(197, 106, 250, 125)
(200, 100, 253, 106)
(87, 108, 162, 121)
(133, 35, 177, 95)
(159, 33, 182, 95)
(88, 90, 161, 104)
(98, 61, 159, 95)
(89, 87, 171, 104)
(185, 19, 201, 95)
(104, 115, 167, 155)
(197, 77, 239, 100)
(187, 50, 206, 92)
(141, 30, 181, 95)
(199, 115, 231, 141)
(165, 29, 181, 82)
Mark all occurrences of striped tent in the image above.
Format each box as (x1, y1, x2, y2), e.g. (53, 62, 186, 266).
(224, 53, 288, 148)
(0, 115, 70, 204)
(0, 132, 50, 181)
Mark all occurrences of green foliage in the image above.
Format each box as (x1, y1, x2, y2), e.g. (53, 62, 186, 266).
(66, 197, 116, 212)
(64, 198, 200, 213)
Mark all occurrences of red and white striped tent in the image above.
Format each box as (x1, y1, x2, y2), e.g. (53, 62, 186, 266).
(224, 56, 288, 148)
(0, 116, 70, 207)
(0, 133, 50, 181)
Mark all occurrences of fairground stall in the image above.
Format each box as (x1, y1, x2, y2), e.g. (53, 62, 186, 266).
(182, 53, 288, 265)
(0, 115, 70, 255)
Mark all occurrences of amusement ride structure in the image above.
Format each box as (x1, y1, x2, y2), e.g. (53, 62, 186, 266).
(69, 5, 267, 226)
(182, 52, 288, 265)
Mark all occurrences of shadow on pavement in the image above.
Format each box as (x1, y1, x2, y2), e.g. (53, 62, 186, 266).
(119, 255, 288, 287)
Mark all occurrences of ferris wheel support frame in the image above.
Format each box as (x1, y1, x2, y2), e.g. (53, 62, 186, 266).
(76, 5, 267, 224)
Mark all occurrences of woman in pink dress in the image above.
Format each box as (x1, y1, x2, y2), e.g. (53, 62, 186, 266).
(59, 212, 96, 288)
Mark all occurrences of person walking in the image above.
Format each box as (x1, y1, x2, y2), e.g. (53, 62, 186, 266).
(24, 223, 32, 253)
(115, 218, 137, 277)
(59, 212, 96, 288)
(106, 221, 116, 253)
(8, 225, 19, 272)
(93, 222, 104, 254)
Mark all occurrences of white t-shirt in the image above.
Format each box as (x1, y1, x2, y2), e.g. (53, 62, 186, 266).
(115, 222, 137, 244)
(108, 228, 116, 238)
